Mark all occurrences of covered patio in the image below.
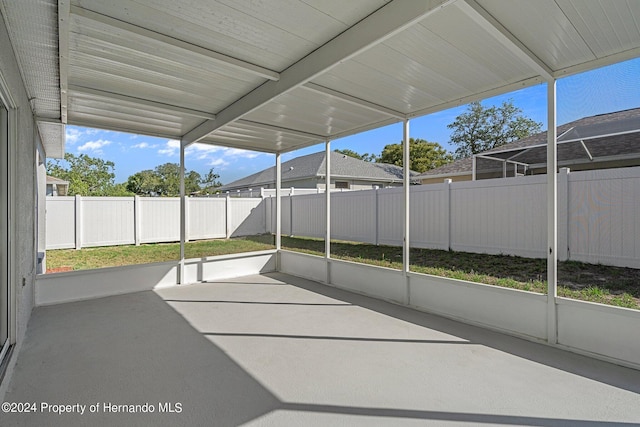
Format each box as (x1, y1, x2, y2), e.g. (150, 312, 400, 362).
(5, 273, 640, 426)
(1, 0, 640, 425)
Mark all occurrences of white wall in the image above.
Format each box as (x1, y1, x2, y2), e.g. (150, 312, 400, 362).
(36, 251, 276, 306)
(36, 143, 47, 273)
(0, 12, 39, 396)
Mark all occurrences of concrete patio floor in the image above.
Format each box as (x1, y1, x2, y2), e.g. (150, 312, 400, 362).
(2, 272, 640, 426)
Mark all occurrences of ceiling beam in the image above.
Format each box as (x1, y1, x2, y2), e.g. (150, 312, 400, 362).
(58, 0, 70, 123)
(181, 0, 453, 145)
(457, 0, 554, 82)
(70, 5, 280, 82)
(69, 85, 216, 119)
(302, 83, 406, 119)
(236, 119, 326, 140)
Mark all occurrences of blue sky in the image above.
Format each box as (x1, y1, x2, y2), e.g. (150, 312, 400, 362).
(63, 57, 640, 185)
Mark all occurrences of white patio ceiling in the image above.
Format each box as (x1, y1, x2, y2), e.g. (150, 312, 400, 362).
(3, 0, 640, 157)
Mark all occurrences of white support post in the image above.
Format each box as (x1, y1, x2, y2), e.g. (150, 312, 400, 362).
(444, 178, 452, 251)
(325, 140, 331, 284)
(289, 190, 294, 236)
(184, 197, 190, 243)
(179, 141, 186, 285)
(74, 194, 82, 250)
(275, 154, 282, 253)
(134, 195, 141, 246)
(402, 119, 410, 305)
(225, 193, 231, 239)
(558, 168, 570, 262)
(546, 80, 558, 344)
(374, 188, 379, 246)
(472, 156, 477, 181)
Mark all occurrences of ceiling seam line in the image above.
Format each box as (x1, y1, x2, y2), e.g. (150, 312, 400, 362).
(236, 119, 327, 139)
(301, 83, 406, 119)
(69, 84, 216, 119)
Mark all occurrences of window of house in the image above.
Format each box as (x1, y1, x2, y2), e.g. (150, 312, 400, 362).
(335, 181, 349, 189)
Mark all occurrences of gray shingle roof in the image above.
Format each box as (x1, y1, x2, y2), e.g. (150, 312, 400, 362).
(417, 107, 640, 178)
(220, 151, 416, 190)
(46, 175, 69, 185)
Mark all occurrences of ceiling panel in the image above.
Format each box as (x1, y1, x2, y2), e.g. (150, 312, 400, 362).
(311, 5, 538, 116)
(72, 0, 382, 72)
(242, 87, 394, 138)
(3, 0, 640, 157)
(203, 121, 321, 153)
(476, 0, 596, 71)
(68, 92, 203, 138)
(556, 0, 640, 59)
(0, 0, 60, 119)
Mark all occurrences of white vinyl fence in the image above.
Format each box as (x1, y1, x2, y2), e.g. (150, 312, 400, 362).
(46, 196, 264, 250)
(47, 166, 640, 269)
(266, 166, 640, 269)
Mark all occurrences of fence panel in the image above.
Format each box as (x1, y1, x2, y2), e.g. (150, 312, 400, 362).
(292, 193, 325, 239)
(139, 198, 180, 244)
(450, 175, 547, 258)
(331, 190, 375, 244)
(377, 187, 404, 247)
(81, 197, 135, 247)
(568, 168, 640, 268)
(188, 198, 226, 240)
(228, 198, 265, 237)
(410, 183, 449, 250)
(45, 197, 76, 249)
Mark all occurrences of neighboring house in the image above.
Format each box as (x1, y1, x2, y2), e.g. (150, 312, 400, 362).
(418, 108, 640, 184)
(46, 175, 69, 196)
(219, 151, 418, 193)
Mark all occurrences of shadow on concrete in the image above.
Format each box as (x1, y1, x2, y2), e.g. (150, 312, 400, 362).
(2, 291, 279, 426)
(269, 272, 640, 395)
(5, 272, 640, 426)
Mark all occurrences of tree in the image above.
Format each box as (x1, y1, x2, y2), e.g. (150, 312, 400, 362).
(334, 148, 378, 162)
(47, 153, 119, 196)
(377, 138, 453, 173)
(125, 163, 211, 196)
(200, 167, 222, 195)
(109, 183, 135, 197)
(448, 100, 542, 158)
(126, 170, 160, 196)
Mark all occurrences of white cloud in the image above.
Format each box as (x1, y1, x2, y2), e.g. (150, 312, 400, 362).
(65, 128, 82, 144)
(209, 158, 230, 167)
(158, 139, 181, 156)
(77, 139, 112, 154)
(132, 142, 156, 149)
(65, 127, 99, 145)
(157, 140, 266, 164)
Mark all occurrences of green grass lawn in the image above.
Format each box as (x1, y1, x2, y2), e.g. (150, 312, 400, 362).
(46, 235, 275, 271)
(46, 234, 639, 310)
